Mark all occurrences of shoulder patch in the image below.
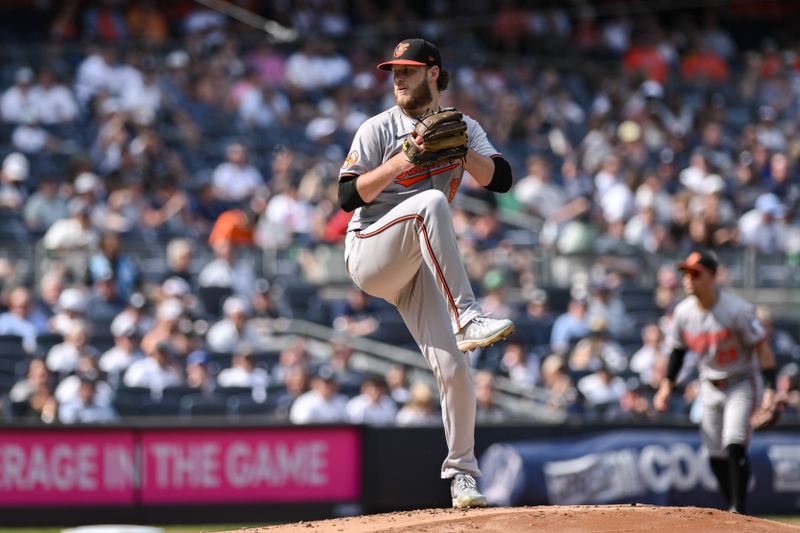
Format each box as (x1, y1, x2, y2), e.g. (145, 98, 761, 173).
(342, 150, 359, 169)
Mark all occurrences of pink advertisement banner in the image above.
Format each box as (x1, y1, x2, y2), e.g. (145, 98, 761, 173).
(0, 427, 361, 507)
(140, 427, 361, 503)
(0, 429, 135, 506)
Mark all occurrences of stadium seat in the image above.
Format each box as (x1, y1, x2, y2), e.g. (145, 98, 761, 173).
(0, 335, 25, 358)
(179, 393, 228, 417)
(198, 286, 233, 317)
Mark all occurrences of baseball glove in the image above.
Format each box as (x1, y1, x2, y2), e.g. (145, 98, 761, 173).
(402, 107, 468, 166)
(750, 397, 786, 430)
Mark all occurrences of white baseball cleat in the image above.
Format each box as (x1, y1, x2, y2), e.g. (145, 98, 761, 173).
(455, 316, 515, 352)
(450, 473, 488, 508)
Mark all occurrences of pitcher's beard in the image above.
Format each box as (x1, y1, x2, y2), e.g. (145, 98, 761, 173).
(396, 80, 433, 116)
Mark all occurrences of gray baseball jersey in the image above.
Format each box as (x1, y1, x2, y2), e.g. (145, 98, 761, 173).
(668, 289, 767, 455)
(340, 105, 499, 479)
(667, 289, 766, 381)
(339, 105, 500, 232)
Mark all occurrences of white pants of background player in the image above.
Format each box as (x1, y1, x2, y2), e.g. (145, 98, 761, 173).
(345, 190, 483, 479)
(700, 377, 757, 458)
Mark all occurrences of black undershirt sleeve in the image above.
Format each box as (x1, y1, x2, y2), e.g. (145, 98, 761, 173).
(666, 347, 687, 383)
(484, 156, 513, 193)
(339, 174, 366, 212)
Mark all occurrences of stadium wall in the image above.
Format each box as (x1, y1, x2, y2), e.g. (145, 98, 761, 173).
(1, 421, 799, 525)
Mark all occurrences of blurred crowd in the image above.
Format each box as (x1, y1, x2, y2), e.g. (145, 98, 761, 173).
(1, 0, 800, 425)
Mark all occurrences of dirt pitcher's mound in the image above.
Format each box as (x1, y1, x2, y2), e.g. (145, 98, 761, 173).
(246, 505, 800, 532)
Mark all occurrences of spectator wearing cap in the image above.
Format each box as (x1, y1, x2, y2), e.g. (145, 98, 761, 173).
(99, 313, 144, 384)
(738, 192, 787, 254)
(0, 67, 36, 124)
(0, 287, 39, 353)
(289, 364, 349, 424)
(185, 350, 216, 397)
(123, 340, 183, 392)
(160, 276, 197, 314)
(217, 345, 270, 401)
(140, 298, 189, 357)
(550, 297, 590, 355)
(54, 351, 113, 407)
(50, 287, 88, 337)
(0, 152, 29, 210)
(346, 375, 397, 424)
(89, 233, 140, 300)
(113, 291, 154, 339)
(29, 67, 78, 125)
(206, 296, 252, 353)
(521, 289, 555, 348)
(568, 318, 628, 374)
(58, 377, 118, 424)
(23, 176, 69, 232)
(46, 320, 100, 375)
(212, 143, 264, 202)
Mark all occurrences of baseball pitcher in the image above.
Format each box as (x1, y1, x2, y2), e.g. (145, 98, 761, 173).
(654, 251, 779, 514)
(338, 38, 515, 508)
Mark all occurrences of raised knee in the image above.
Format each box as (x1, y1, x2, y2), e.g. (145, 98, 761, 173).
(419, 189, 449, 211)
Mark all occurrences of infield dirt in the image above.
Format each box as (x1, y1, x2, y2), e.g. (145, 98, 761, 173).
(238, 504, 800, 532)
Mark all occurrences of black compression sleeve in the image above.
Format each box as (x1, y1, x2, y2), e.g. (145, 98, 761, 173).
(339, 175, 367, 212)
(666, 348, 687, 383)
(762, 367, 777, 390)
(485, 156, 513, 193)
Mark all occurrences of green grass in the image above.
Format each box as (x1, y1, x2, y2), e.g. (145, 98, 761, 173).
(764, 516, 800, 525)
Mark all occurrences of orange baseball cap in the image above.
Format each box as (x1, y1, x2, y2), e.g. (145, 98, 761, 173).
(676, 250, 718, 275)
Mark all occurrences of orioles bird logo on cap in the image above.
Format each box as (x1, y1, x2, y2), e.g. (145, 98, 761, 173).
(686, 252, 701, 265)
(394, 42, 410, 57)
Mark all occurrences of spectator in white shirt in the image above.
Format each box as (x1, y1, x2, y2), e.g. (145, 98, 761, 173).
(513, 155, 566, 219)
(206, 296, 250, 353)
(46, 320, 99, 375)
(346, 376, 397, 424)
(54, 352, 113, 407)
(289, 365, 349, 424)
(58, 377, 118, 424)
(1, 67, 37, 124)
(99, 313, 143, 385)
(43, 199, 99, 252)
(123, 340, 183, 393)
(212, 143, 264, 202)
(629, 323, 668, 385)
(50, 287, 89, 337)
(217, 346, 270, 400)
(75, 48, 118, 106)
(197, 242, 256, 298)
(30, 67, 78, 124)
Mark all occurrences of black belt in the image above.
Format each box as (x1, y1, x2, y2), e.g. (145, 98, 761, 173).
(708, 375, 748, 391)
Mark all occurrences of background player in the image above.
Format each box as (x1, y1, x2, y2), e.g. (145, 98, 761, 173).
(337, 38, 514, 508)
(654, 250, 779, 514)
